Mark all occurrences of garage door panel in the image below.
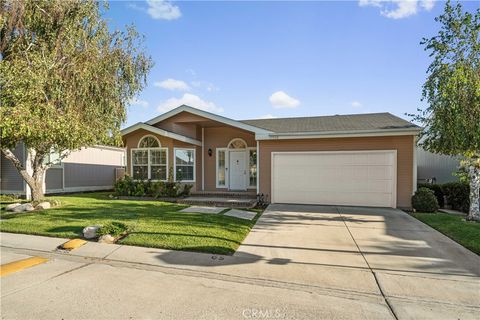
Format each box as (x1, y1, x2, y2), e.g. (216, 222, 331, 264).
(272, 151, 396, 208)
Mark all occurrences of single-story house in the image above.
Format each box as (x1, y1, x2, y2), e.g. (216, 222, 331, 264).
(121, 105, 421, 209)
(1, 144, 125, 198)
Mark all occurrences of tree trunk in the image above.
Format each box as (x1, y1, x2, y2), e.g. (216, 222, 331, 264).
(467, 165, 480, 221)
(1, 148, 46, 201)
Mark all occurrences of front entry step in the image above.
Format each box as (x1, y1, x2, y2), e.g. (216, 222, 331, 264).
(190, 191, 257, 199)
(178, 196, 257, 208)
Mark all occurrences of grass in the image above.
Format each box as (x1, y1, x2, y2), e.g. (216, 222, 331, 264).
(0, 192, 262, 255)
(412, 212, 480, 255)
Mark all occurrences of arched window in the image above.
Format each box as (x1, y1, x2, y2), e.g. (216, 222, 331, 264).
(227, 138, 247, 149)
(138, 135, 160, 148)
(132, 135, 167, 181)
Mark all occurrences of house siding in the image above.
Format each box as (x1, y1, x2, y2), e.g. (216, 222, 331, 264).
(258, 135, 415, 209)
(0, 143, 25, 193)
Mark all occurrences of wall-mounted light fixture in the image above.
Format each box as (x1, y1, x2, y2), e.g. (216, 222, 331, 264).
(208, 148, 213, 157)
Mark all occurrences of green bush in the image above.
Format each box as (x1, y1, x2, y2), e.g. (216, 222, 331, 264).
(412, 188, 439, 213)
(442, 182, 469, 213)
(114, 176, 185, 198)
(418, 183, 445, 207)
(97, 221, 131, 238)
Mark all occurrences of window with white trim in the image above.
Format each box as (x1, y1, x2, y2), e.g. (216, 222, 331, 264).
(132, 135, 167, 180)
(249, 149, 257, 187)
(216, 149, 227, 187)
(174, 148, 195, 181)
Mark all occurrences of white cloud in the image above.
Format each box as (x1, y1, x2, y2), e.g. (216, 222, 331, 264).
(157, 93, 223, 113)
(154, 78, 190, 91)
(359, 0, 435, 19)
(269, 91, 300, 109)
(351, 101, 363, 108)
(259, 114, 277, 119)
(146, 0, 181, 20)
(191, 81, 219, 92)
(129, 98, 149, 108)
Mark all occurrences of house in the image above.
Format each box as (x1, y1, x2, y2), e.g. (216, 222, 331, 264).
(1, 144, 125, 198)
(121, 105, 421, 209)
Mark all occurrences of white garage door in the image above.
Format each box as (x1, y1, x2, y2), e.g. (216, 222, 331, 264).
(271, 151, 397, 208)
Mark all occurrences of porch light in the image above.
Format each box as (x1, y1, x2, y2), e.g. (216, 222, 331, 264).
(208, 148, 213, 157)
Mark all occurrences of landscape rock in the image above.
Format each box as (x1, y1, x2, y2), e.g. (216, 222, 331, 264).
(5, 203, 21, 211)
(12, 203, 35, 212)
(98, 234, 115, 244)
(36, 202, 51, 210)
(83, 225, 102, 239)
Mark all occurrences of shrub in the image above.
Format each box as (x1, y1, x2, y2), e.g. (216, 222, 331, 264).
(163, 181, 178, 197)
(412, 188, 439, 213)
(97, 221, 131, 238)
(114, 175, 135, 196)
(418, 183, 445, 207)
(181, 184, 193, 196)
(442, 182, 469, 213)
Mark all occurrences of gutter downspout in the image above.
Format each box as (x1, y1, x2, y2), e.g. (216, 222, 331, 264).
(256, 140, 260, 193)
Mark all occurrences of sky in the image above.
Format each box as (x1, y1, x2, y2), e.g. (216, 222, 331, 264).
(104, 0, 480, 128)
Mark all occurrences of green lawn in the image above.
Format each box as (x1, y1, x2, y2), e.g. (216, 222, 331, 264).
(0, 192, 262, 255)
(412, 212, 480, 255)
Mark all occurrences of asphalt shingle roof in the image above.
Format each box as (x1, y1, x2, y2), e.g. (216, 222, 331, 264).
(240, 112, 419, 134)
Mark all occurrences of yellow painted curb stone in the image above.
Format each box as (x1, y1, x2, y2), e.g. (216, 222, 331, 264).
(61, 239, 87, 250)
(1, 257, 49, 277)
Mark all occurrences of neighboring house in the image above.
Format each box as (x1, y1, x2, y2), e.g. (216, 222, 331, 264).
(417, 147, 460, 184)
(1, 144, 125, 198)
(121, 105, 421, 209)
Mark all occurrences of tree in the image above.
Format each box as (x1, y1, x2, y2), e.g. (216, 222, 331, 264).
(415, 1, 480, 220)
(0, 0, 153, 200)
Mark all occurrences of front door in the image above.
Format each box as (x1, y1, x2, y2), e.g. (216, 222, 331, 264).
(229, 151, 246, 190)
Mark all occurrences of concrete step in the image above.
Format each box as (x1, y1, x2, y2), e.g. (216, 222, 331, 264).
(177, 196, 257, 209)
(190, 191, 257, 199)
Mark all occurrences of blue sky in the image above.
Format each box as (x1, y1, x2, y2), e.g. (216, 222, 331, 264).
(105, 1, 480, 128)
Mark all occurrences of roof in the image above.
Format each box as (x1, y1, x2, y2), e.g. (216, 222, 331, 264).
(122, 106, 421, 141)
(241, 113, 420, 134)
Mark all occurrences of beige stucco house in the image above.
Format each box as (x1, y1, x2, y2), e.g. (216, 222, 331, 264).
(121, 105, 421, 209)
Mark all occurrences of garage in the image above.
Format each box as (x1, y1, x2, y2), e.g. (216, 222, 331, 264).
(271, 150, 397, 208)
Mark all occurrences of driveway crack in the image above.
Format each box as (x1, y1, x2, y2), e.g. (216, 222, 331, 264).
(336, 207, 399, 320)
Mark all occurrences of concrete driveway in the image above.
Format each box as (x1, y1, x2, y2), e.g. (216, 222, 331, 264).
(1, 204, 479, 319)
(235, 204, 480, 319)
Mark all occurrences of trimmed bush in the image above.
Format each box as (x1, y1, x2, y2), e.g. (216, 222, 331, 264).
(412, 188, 439, 213)
(442, 182, 469, 213)
(418, 183, 445, 207)
(97, 221, 131, 238)
(114, 176, 191, 198)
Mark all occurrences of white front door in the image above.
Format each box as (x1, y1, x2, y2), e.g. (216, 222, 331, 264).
(229, 151, 247, 190)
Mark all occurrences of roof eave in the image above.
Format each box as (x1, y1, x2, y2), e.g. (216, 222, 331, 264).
(145, 105, 272, 135)
(255, 127, 422, 140)
(121, 123, 202, 146)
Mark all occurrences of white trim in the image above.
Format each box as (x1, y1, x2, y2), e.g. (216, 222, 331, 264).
(413, 135, 417, 194)
(256, 141, 260, 192)
(121, 123, 202, 146)
(173, 147, 196, 182)
(216, 148, 228, 189)
(137, 134, 161, 148)
(202, 127, 205, 190)
(130, 147, 169, 181)
(145, 105, 272, 135)
(227, 137, 248, 149)
(256, 128, 421, 140)
(270, 150, 397, 208)
(92, 145, 126, 152)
